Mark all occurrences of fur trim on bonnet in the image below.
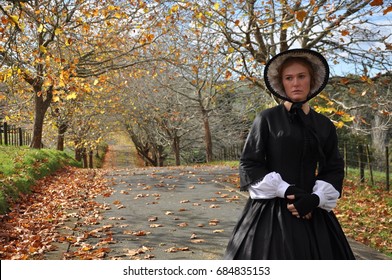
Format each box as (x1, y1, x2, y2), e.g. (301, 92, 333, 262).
(263, 48, 329, 102)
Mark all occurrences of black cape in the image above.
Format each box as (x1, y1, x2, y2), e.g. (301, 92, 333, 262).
(224, 104, 355, 259)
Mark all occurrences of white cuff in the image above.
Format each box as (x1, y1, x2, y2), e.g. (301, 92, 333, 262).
(248, 172, 290, 199)
(312, 180, 340, 212)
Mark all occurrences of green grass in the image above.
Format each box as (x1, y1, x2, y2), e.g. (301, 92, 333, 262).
(344, 166, 389, 188)
(0, 145, 81, 214)
(195, 160, 239, 168)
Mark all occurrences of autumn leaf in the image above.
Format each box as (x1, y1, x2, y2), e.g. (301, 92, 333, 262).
(133, 230, 150, 236)
(341, 30, 350, 36)
(340, 78, 350, 85)
(165, 247, 178, 253)
(66, 92, 77, 100)
(0, 167, 111, 260)
(177, 222, 188, 227)
(296, 10, 307, 22)
(190, 239, 205, 244)
(146, 34, 155, 42)
(190, 233, 198, 239)
(149, 224, 163, 228)
(38, 24, 45, 33)
(370, 0, 383, 6)
(39, 45, 47, 53)
(148, 216, 158, 222)
(209, 219, 220, 226)
(383, 6, 392, 15)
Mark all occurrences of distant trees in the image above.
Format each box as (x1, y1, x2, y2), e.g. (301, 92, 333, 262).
(0, 0, 169, 148)
(1, 0, 390, 165)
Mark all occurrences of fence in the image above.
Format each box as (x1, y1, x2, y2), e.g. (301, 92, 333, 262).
(217, 142, 390, 191)
(342, 142, 390, 190)
(0, 122, 31, 146)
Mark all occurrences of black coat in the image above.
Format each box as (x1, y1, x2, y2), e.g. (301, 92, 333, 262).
(239, 104, 344, 194)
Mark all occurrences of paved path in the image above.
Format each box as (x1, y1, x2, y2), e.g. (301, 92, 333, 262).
(88, 165, 244, 260)
(52, 144, 391, 260)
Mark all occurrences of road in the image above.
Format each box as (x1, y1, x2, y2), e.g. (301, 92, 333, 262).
(49, 144, 390, 260)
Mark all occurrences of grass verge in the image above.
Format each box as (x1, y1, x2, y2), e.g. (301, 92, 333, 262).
(0, 145, 81, 214)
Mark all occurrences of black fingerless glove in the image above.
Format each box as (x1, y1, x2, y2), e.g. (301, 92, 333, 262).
(293, 194, 320, 217)
(284, 186, 307, 202)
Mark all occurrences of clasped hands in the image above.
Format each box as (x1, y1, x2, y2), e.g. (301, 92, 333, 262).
(285, 186, 320, 220)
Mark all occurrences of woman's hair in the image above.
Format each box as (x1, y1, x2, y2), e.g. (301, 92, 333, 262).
(278, 57, 316, 92)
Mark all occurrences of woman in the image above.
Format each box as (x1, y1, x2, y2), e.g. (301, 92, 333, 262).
(224, 49, 355, 259)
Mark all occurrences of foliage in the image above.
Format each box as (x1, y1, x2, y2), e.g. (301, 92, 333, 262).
(335, 179, 392, 257)
(1, 0, 391, 165)
(0, 166, 109, 259)
(0, 146, 80, 214)
(0, 0, 171, 148)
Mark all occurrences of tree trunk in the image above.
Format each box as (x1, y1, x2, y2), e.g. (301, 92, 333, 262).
(57, 123, 68, 151)
(173, 136, 181, 166)
(82, 148, 88, 168)
(75, 141, 82, 161)
(371, 114, 387, 162)
(157, 145, 165, 167)
(30, 89, 52, 149)
(201, 109, 213, 162)
(89, 150, 93, 168)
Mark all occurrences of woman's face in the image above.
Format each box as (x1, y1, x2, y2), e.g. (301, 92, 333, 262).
(281, 62, 311, 102)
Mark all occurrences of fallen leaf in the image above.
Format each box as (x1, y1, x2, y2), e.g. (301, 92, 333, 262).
(150, 224, 163, 228)
(148, 216, 158, 222)
(177, 222, 188, 227)
(190, 233, 198, 239)
(190, 239, 205, 244)
(133, 231, 150, 236)
(165, 247, 178, 253)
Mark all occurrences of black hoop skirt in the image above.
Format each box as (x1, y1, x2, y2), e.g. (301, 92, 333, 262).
(224, 197, 355, 259)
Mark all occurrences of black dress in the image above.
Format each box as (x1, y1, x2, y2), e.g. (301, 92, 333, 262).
(224, 104, 355, 259)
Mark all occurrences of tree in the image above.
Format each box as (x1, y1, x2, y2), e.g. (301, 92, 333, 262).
(112, 64, 197, 166)
(159, 10, 238, 162)
(188, 0, 391, 153)
(192, 0, 391, 74)
(326, 73, 392, 162)
(0, 0, 168, 148)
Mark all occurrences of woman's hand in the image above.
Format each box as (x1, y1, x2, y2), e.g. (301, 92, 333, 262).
(286, 195, 312, 219)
